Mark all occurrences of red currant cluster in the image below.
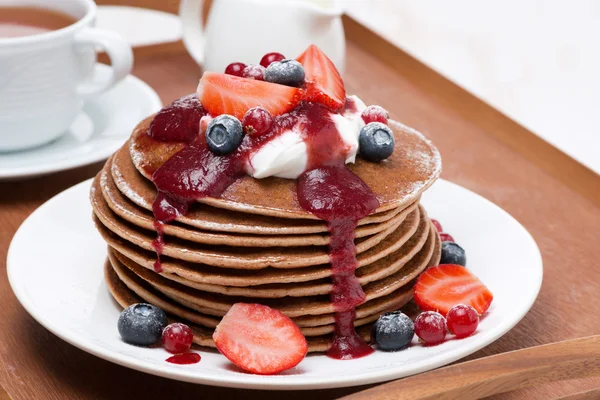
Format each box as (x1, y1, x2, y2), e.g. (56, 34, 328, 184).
(225, 52, 286, 81)
(414, 304, 479, 345)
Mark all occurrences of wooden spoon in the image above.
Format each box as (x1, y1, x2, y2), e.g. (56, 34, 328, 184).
(342, 335, 600, 400)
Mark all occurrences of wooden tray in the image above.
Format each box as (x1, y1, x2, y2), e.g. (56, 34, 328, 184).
(0, 5, 598, 400)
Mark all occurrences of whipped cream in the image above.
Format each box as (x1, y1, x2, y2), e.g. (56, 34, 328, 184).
(247, 95, 367, 179)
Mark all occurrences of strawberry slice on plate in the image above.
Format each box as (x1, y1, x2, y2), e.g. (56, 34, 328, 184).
(197, 72, 304, 120)
(213, 303, 308, 375)
(297, 44, 346, 111)
(414, 264, 494, 315)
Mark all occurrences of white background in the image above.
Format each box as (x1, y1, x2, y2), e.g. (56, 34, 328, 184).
(346, 0, 600, 174)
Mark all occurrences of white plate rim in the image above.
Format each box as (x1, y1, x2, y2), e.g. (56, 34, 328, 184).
(7, 178, 543, 390)
(0, 71, 162, 180)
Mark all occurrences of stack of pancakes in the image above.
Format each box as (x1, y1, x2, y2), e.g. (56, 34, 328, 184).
(91, 118, 442, 352)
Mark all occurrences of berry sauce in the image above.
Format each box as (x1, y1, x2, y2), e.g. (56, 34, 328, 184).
(297, 166, 378, 359)
(147, 97, 378, 359)
(151, 220, 166, 272)
(151, 143, 245, 271)
(149, 95, 205, 142)
(166, 352, 201, 365)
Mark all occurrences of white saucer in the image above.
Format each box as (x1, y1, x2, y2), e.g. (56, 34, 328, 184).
(0, 65, 162, 180)
(7, 179, 543, 390)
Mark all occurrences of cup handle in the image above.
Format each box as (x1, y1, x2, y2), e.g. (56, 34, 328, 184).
(74, 27, 133, 97)
(179, 0, 205, 66)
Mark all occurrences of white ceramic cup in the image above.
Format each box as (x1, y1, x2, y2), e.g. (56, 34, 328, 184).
(0, 0, 133, 152)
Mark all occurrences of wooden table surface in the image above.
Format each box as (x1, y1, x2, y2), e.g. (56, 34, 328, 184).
(1, 25, 599, 399)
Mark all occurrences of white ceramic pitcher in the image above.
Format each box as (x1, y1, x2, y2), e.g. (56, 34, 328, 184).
(179, 0, 345, 74)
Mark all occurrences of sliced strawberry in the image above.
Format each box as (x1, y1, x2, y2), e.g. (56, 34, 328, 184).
(197, 72, 304, 120)
(213, 303, 307, 375)
(414, 264, 493, 315)
(297, 44, 345, 110)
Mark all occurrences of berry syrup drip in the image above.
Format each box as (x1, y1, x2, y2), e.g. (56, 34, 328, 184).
(166, 352, 201, 365)
(343, 96, 360, 114)
(151, 221, 165, 272)
(150, 143, 245, 271)
(297, 166, 379, 360)
(286, 103, 350, 168)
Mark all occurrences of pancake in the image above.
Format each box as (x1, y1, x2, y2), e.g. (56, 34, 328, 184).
(105, 227, 441, 352)
(108, 225, 437, 318)
(106, 252, 413, 334)
(91, 185, 423, 269)
(97, 213, 421, 287)
(105, 258, 374, 352)
(112, 146, 408, 234)
(103, 209, 430, 297)
(98, 163, 418, 247)
(128, 117, 441, 219)
(97, 110, 443, 355)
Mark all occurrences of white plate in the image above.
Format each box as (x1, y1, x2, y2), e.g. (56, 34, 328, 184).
(7, 178, 543, 390)
(0, 65, 162, 181)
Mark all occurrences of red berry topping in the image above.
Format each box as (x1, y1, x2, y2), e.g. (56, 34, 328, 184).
(242, 64, 265, 81)
(242, 107, 273, 135)
(431, 219, 443, 233)
(224, 62, 247, 77)
(414, 264, 493, 315)
(446, 304, 479, 338)
(213, 303, 307, 375)
(296, 44, 345, 110)
(440, 233, 455, 242)
(149, 94, 205, 142)
(197, 72, 304, 120)
(162, 323, 194, 354)
(414, 311, 447, 345)
(260, 52, 285, 68)
(361, 105, 389, 124)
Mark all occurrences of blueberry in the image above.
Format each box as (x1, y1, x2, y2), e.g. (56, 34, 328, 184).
(440, 241, 467, 266)
(264, 59, 305, 87)
(118, 303, 168, 346)
(205, 115, 243, 155)
(371, 311, 414, 351)
(359, 122, 395, 162)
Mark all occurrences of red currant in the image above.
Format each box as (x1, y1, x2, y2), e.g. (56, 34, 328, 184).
(361, 105, 389, 124)
(242, 107, 273, 135)
(440, 233, 455, 242)
(224, 62, 247, 77)
(162, 323, 193, 354)
(260, 52, 285, 68)
(446, 304, 479, 338)
(414, 311, 447, 345)
(242, 65, 266, 81)
(431, 219, 443, 233)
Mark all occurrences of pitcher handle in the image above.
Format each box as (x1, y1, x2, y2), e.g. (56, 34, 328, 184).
(179, 0, 205, 66)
